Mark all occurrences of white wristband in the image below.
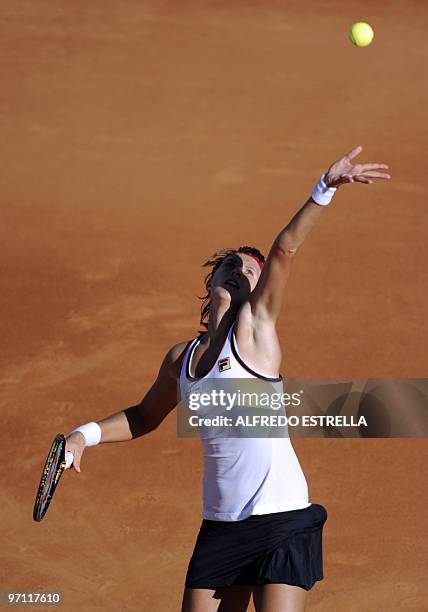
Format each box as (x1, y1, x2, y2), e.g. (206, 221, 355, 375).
(311, 173, 337, 206)
(71, 422, 102, 447)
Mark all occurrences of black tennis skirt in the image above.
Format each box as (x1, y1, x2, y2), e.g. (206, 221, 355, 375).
(185, 503, 327, 591)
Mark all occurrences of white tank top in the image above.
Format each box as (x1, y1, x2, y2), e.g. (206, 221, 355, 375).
(179, 321, 311, 521)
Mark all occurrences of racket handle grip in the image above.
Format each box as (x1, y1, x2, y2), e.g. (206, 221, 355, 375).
(65, 451, 74, 469)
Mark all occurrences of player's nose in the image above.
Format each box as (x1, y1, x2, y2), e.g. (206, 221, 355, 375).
(231, 269, 243, 282)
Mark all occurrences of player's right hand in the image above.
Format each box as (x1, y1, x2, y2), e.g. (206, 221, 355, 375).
(325, 145, 390, 188)
(65, 431, 86, 473)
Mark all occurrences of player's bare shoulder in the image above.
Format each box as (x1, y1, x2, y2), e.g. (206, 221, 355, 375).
(160, 338, 193, 382)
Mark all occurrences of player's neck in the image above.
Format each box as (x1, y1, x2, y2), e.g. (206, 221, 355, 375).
(205, 300, 238, 344)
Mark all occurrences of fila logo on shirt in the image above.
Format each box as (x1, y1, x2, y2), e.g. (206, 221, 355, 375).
(218, 357, 231, 372)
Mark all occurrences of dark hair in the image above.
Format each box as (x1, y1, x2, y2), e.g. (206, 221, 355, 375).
(198, 246, 265, 333)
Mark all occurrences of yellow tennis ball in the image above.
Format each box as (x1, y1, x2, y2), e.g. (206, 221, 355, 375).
(349, 22, 374, 47)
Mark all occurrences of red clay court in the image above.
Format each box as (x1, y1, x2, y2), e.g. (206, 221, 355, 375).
(1, 2, 427, 610)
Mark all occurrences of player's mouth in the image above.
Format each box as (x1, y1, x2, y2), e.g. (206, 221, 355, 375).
(225, 279, 240, 289)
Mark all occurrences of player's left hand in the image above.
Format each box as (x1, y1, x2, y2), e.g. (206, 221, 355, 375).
(325, 145, 391, 188)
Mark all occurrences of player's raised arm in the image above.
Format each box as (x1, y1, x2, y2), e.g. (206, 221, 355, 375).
(249, 146, 390, 324)
(64, 340, 189, 472)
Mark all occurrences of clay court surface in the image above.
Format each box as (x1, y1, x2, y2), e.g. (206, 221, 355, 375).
(1, 1, 427, 610)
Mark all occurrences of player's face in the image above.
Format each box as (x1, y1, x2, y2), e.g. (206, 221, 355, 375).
(210, 253, 261, 302)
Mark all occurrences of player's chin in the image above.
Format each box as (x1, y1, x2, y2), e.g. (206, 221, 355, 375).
(213, 286, 233, 301)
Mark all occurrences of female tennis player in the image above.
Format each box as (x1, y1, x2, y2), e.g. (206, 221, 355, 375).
(65, 146, 390, 612)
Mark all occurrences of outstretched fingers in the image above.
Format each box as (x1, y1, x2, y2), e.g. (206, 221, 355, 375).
(354, 171, 391, 182)
(361, 170, 391, 179)
(353, 176, 372, 184)
(344, 145, 363, 160)
(353, 171, 391, 184)
(359, 163, 389, 171)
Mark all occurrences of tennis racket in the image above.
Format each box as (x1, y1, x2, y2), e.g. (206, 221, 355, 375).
(33, 433, 74, 522)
